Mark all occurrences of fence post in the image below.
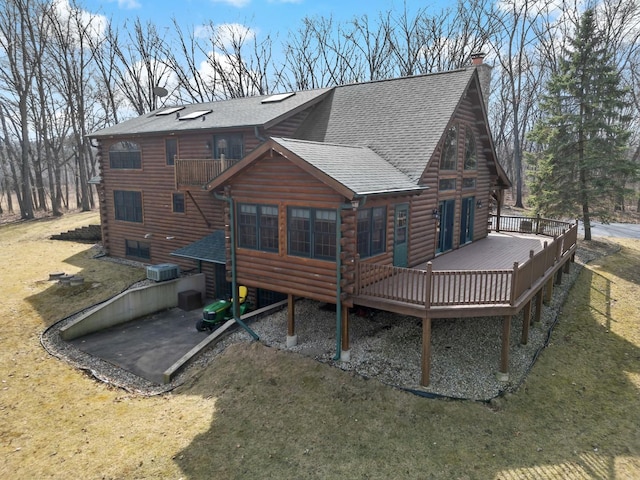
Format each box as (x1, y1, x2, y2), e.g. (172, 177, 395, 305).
(424, 262, 432, 310)
(536, 214, 542, 234)
(510, 261, 519, 305)
(354, 255, 360, 295)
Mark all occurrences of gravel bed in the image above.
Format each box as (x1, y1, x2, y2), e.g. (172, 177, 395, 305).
(42, 241, 615, 400)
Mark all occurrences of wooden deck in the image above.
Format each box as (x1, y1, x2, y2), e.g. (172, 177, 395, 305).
(353, 219, 577, 319)
(350, 216, 578, 386)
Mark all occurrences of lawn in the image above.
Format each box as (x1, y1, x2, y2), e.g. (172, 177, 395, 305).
(1, 212, 638, 479)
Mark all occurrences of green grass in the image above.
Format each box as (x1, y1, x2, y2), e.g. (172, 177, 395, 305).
(1, 212, 639, 479)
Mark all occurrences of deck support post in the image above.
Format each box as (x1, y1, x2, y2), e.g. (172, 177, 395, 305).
(564, 259, 571, 274)
(534, 289, 543, 325)
(286, 294, 297, 347)
(555, 267, 563, 285)
(497, 315, 511, 382)
(421, 315, 432, 386)
(340, 304, 350, 361)
(544, 278, 554, 305)
(521, 300, 532, 345)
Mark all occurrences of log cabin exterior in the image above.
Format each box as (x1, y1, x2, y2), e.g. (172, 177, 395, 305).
(90, 60, 577, 386)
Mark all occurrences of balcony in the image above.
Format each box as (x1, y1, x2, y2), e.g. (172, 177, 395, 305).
(174, 158, 240, 190)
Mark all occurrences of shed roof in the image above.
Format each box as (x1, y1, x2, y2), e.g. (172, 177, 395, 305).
(170, 230, 226, 263)
(89, 88, 332, 138)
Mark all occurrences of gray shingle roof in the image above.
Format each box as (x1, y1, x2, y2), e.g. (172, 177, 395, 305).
(170, 230, 226, 263)
(295, 69, 476, 182)
(89, 88, 332, 138)
(271, 137, 424, 196)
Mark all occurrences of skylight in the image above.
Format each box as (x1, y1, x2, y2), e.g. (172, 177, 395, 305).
(155, 106, 185, 116)
(178, 109, 212, 120)
(261, 92, 296, 104)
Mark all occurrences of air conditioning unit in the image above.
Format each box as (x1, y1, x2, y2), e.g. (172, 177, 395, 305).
(146, 263, 180, 282)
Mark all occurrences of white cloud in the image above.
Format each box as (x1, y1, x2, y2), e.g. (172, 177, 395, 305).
(114, 0, 142, 9)
(51, 0, 108, 42)
(211, 0, 251, 7)
(194, 23, 257, 49)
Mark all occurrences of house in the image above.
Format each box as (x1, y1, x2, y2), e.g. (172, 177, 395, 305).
(91, 58, 577, 386)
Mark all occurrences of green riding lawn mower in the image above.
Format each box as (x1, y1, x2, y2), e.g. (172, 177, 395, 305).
(196, 285, 251, 332)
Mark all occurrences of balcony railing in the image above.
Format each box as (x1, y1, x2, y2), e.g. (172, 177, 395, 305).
(355, 217, 578, 313)
(174, 158, 240, 189)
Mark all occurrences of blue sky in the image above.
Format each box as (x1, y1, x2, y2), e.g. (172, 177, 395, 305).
(81, 0, 426, 40)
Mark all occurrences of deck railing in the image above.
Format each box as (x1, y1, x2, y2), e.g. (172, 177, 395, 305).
(356, 219, 578, 310)
(175, 158, 240, 188)
(490, 214, 573, 237)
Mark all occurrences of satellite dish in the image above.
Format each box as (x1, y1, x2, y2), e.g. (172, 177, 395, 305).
(153, 86, 168, 97)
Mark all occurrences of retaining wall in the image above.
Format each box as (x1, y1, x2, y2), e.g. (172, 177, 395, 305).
(60, 274, 206, 340)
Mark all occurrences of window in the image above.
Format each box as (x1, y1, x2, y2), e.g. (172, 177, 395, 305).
(464, 128, 477, 170)
(125, 239, 150, 259)
(463, 178, 476, 189)
(238, 204, 278, 252)
(288, 207, 336, 260)
(214, 134, 243, 159)
(439, 178, 456, 191)
(166, 138, 178, 166)
(114, 190, 143, 222)
(109, 141, 141, 169)
(172, 193, 185, 213)
(357, 207, 387, 258)
(440, 125, 458, 171)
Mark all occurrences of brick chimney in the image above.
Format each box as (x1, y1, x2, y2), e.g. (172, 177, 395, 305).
(470, 52, 491, 110)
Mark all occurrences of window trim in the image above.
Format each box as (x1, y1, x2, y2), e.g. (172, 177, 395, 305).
(113, 190, 143, 223)
(464, 127, 478, 170)
(439, 125, 458, 171)
(287, 207, 337, 261)
(125, 239, 150, 260)
(357, 206, 387, 258)
(237, 203, 279, 253)
(172, 192, 185, 213)
(165, 138, 178, 166)
(109, 141, 142, 170)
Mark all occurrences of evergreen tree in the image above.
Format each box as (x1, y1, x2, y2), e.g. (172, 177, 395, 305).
(527, 9, 636, 240)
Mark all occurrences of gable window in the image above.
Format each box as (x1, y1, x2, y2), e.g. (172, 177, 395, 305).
(440, 125, 458, 171)
(109, 141, 141, 169)
(114, 190, 143, 223)
(464, 128, 477, 170)
(125, 239, 150, 260)
(238, 203, 278, 252)
(172, 193, 185, 213)
(288, 207, 336, 260)
(357, 207, 387, 258)
(214, 134, 243, 159)
(166, 138, 178, 166)
(463, 177, 476, 189)
(439, 178, 456, 191)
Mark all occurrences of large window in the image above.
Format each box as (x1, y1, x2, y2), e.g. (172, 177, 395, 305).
(125, 239, 150, 259)
(166, 138, 178, 166)
(440, 125, 458, 171)
(109, 141, 141, 169)
(114, 190, 143, 222)
(214, 134, 243, 159)
(357, 207, 386, 258)
(238, 203, 279, 252)
(288, 207, 336, 260)
(464, 128, 477, 170)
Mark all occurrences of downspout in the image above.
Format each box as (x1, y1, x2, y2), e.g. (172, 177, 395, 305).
(214, 191, 259, 341)
(333, 196, 367, 361)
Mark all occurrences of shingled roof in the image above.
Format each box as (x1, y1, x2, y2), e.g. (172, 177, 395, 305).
(294, 68, 477, 182)
(89, 88, 332, 138)
(271, 137, 425, 196)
